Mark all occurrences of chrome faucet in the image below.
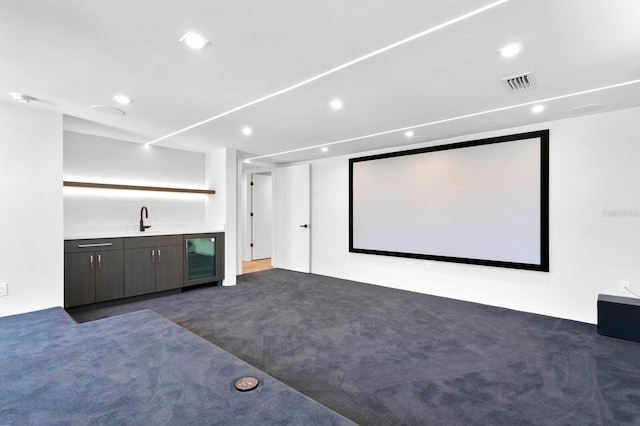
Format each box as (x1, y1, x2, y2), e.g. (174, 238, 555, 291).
(139, 206, 151, 232)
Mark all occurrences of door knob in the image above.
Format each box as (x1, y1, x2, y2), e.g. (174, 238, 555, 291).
(299, 224, 309, 228)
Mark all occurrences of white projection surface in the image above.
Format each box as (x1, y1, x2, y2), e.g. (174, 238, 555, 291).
(350, 132, 548, 270)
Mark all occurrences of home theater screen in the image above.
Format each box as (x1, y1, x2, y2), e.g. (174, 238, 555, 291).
(349, 130, 549, 271)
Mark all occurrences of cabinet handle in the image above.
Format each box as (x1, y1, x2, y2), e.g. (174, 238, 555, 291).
(151, 249, 155, 264)
(97, 254, 102, 270)
(158, 249, 161, 263)
(90, 255, 94, 271)
(78, 243, 113, 248)
(185, 240, 189, 263)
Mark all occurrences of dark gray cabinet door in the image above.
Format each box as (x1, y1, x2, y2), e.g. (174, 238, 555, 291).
(124, 247, 156, 297)
(64, 252, 95, 307)
(155, 245, 183, 292)
(95, 250, 124, 303)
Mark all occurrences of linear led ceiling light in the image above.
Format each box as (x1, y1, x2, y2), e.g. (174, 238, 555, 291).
(146, 0, 511, 146)
(245, 78, 640, 162)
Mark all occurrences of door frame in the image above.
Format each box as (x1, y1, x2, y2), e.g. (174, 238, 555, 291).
(240, 165, 275, 265)
(238, 162, 311, 274)
(249, 172, 272, 260)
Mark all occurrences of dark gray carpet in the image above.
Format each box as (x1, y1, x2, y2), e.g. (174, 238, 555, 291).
(0, 307, 354, 425)
(69, 269, 640, 425)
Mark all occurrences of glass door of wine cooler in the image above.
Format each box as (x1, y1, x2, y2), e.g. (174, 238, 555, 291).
(184, 233, 225, 286)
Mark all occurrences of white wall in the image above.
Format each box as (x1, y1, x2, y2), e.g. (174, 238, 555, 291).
(310, 107, 640, 324)
(205, 148, 227, 232)
(204, 147, 237, 285)
(225, 149, 239, 285)
(0, 104, 63, 317)
(64, 131, 211, 236)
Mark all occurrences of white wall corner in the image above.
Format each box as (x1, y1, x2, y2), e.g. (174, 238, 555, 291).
(205, 148, 227, 232)
(222, 148, 238, 286)
(0, 104, 64, 317)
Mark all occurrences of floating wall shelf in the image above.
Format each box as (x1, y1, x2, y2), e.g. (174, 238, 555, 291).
(63, 181, 215, 195)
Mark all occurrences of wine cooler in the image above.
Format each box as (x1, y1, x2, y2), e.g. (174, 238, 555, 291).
(184, 233, 225, 286)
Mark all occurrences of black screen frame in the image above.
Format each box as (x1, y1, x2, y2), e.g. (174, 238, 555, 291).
(349, 130, 550, 272)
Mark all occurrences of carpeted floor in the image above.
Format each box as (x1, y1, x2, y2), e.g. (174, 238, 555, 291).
(0, 307, 354, 425)
(70, 269, 640, 425)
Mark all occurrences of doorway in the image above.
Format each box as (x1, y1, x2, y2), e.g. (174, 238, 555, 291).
(244, 172, 273, 274)
(240, 164, 311, 275)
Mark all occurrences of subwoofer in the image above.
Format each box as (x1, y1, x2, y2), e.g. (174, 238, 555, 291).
(598, 294, 640, 342)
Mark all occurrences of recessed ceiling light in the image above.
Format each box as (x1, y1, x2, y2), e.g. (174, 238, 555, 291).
(112, 94, 133, 105)
(245, 77, 640, 163)
(498, 43, 523, 58)
(321, 147, 329, 153)
(568, 103, 604, 115)
(90, 105, 126, 116)
(10, 92, 32, 103)
(404, 130, 415, 138)
(329, 99, 343, 110)
(180, 32, 210, 49)
(148, 1, 510, 146)
(241, 127, 253, 136)
(531, 104, 545, 114)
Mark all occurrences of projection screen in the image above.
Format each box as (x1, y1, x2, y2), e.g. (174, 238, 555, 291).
(349, 130, 549, 271)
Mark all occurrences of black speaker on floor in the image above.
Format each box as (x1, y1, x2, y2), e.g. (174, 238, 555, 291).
(598, 294, 640, 343)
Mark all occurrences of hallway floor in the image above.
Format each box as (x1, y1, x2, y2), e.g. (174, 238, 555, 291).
(242, 258, 273, 274)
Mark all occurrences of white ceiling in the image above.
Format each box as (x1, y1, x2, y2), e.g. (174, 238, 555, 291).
(2, 0, 639, 163)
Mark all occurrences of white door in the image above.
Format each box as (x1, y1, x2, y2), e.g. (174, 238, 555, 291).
(274, 163, 310, 273)
(251, 173, 272, 260)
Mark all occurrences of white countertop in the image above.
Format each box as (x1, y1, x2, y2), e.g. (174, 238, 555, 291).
(65, 226, 224, 240)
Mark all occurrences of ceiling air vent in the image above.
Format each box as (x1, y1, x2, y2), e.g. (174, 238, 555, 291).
(502, 72, 536, 92)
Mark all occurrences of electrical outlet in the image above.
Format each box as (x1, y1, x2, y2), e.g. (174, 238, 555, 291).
(620, 280, 631, 293)
(0, 282, 7, 297)
(425, 261, 432, 270)
(328, 249, 334, 257)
